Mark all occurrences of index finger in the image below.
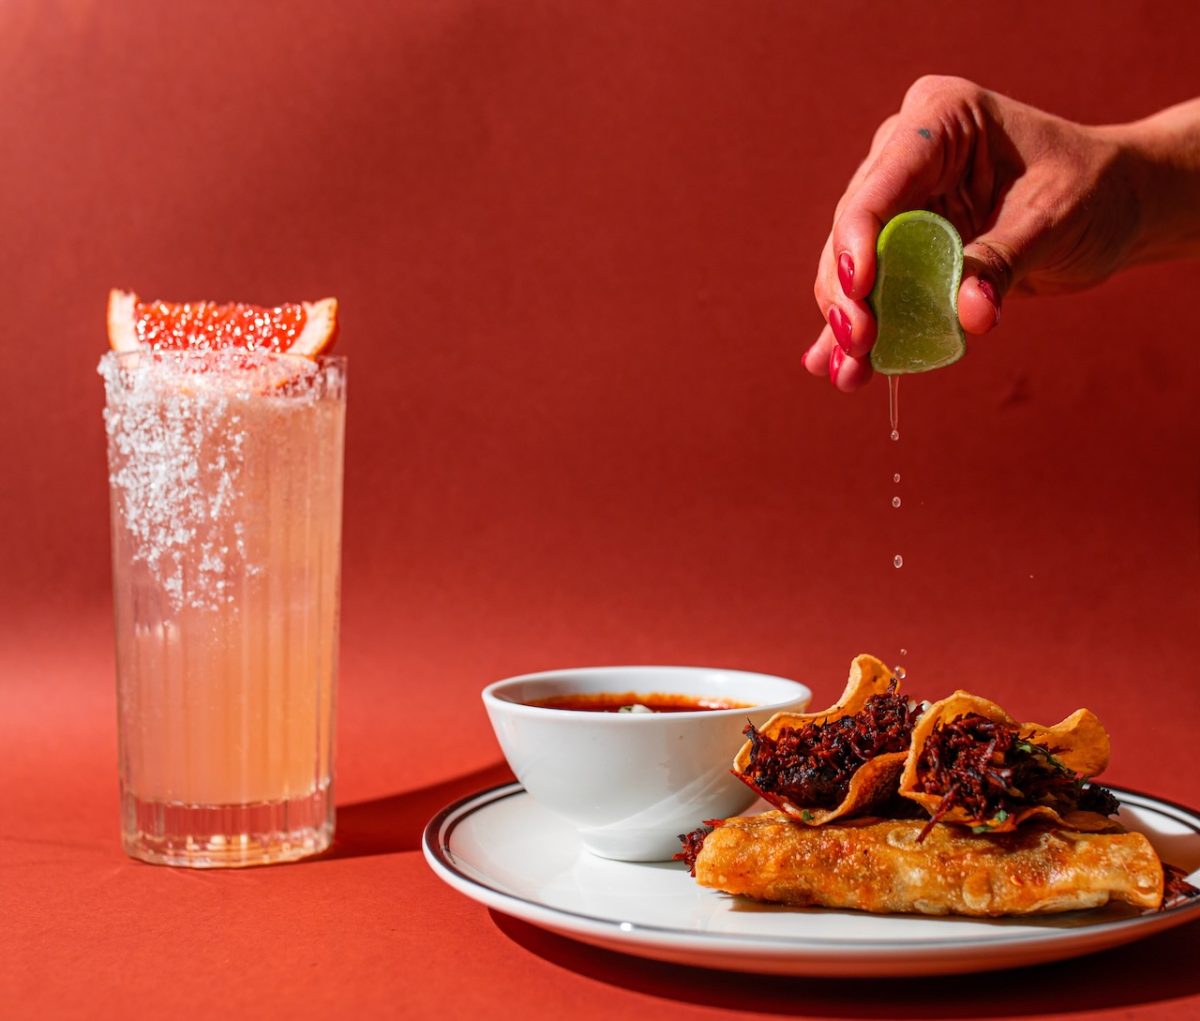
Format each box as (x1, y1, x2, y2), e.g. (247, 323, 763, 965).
(832, 121, 946, 301)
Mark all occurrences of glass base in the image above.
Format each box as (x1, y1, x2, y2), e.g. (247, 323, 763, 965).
(121, 784, 334, 868)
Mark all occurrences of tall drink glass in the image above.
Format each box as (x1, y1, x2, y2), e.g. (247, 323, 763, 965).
(99, 349, 346, 867)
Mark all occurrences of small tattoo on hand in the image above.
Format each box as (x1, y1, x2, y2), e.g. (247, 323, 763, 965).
(917, 127, 932, 140)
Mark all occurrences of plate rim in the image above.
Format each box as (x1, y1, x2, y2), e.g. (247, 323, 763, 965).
(422, 780, 1200, 965)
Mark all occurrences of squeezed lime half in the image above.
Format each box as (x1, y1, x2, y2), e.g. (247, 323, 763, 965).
(868, 211, 966, 375)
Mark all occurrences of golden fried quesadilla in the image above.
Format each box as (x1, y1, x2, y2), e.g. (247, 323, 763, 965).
(732, 654, 922, 825)
(680, 811, 1164, 916)
(898, 690, 1117, 837)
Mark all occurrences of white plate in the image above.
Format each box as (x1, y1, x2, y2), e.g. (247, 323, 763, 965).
(423, 782, 1200, 977)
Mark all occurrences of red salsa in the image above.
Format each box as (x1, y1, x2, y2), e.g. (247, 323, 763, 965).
(527, 692, 750, 713)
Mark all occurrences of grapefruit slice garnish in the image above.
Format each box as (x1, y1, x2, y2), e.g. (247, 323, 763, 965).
(107, 289, 338, 359)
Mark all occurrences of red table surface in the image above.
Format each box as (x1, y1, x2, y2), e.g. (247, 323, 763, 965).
(2, 2, 1199, 1019)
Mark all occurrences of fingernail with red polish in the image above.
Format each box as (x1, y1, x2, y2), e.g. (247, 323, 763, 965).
(838, 253, 855, 296)
(829, 345, 846, 385)
(977, 278, 1001, 325)
(829, 306, 853, 354)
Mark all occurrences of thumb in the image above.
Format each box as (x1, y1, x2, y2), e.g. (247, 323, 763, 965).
(958, 233, 1024, 336)
(957, 188, 1058, 333)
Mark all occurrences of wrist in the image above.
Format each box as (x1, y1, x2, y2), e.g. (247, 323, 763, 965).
(1105, 101, 1200, 264)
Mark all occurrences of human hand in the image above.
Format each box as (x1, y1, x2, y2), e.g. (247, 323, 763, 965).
(807, 75, 1142, 390)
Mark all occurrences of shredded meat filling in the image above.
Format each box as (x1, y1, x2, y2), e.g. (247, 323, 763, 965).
(1162, 862, 1200, 910)
(915, 712, 1117, 839)
(674, 825, 713, 875)
(740, 687, 920, 809)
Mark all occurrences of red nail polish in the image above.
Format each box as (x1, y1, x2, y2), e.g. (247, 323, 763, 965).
(838, 253, 855, 296)
(829, 344, 845, 384)
(829, 306, 853, 354)
(977, 278, 1001, 324)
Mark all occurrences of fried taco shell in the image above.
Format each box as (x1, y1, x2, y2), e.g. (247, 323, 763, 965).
(732, 653, 916, 825)
(899, 690, 1113, 834)
(689, 811, 1162, 916)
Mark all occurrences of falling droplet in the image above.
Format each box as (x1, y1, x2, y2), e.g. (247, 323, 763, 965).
(893, 554, 903, 568)
(891, 496, 901, 508)
(900, 647, 908, 657)
(890, 429, 900, 442)
(894, 665, 907, 680)
(893, 473, 901, 484)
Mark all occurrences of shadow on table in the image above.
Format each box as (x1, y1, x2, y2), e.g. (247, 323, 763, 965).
(491, 911, 1200, 1018)
(326, 760, 515, 860)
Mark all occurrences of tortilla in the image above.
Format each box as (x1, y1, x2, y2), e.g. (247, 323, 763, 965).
(689, 811, 1163, 916)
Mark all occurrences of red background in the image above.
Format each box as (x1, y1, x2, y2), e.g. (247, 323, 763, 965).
(2, 2, 1198, 1018)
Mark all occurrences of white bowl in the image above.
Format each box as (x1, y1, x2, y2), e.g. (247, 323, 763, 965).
(482, 666, 812, 861)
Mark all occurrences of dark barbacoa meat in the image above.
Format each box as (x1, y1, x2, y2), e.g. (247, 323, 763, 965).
(674, 824, 714, 875)
(740, 686, 920, 810)
(1162, 862, 1200, 910)
(914, 712, 1118, 839)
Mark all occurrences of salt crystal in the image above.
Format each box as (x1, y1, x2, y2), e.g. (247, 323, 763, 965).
(98, 349, 324, 612)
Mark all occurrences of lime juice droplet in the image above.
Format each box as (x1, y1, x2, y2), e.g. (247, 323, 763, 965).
(888, 376, 900, 438)
(887, 380, 908, 670)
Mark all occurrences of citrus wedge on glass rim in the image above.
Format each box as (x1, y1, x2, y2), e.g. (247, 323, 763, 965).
(106, 289, 339, 358)
(868, 211, 965, 375)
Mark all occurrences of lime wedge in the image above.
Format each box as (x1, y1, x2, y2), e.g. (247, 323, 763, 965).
(868, 211, 965, 375)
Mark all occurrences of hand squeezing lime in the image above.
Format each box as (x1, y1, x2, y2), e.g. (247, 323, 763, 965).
(868, 211, 966, 375)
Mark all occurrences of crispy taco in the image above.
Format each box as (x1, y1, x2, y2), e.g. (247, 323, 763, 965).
(898, 690, 1118, 837)
(732, 653, 922, 825)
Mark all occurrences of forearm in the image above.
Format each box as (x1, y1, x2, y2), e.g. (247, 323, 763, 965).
(1110, 98, 1200, 264)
